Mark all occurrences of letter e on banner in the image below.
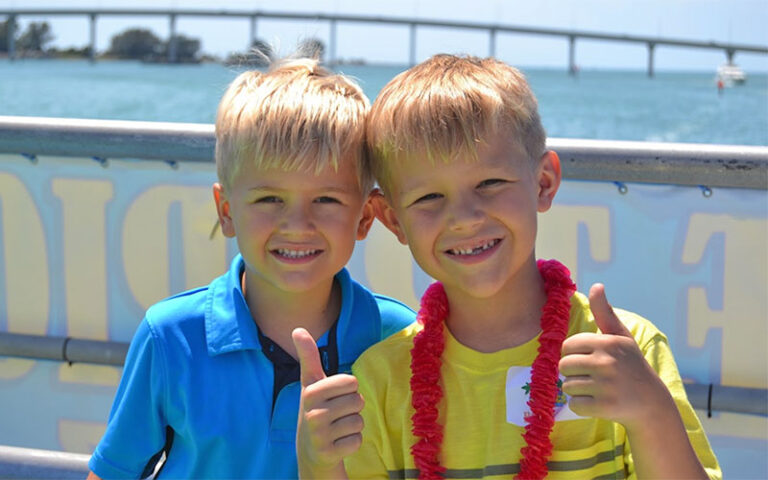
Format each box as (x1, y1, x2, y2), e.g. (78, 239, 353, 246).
(537, 205, 611, 282)
(683, 213, 768, 389)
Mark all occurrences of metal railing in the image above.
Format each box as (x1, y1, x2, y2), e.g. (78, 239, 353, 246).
(0, 116, 213, 164)
(1, 116, 766, 189)
(0, 445, 89, 479)
(0, 333, 128, 366)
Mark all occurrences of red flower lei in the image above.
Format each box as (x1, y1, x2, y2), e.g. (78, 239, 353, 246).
(409, 259, 576, 480)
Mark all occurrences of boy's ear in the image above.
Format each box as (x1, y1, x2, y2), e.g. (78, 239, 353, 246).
(213, 183, 236, 238)
(536, 150, 562, 213)
(371, 191, 408, 245)
(355, 189, 379, 240)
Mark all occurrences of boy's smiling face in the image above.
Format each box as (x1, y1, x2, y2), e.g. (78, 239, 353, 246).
(376, 133, 560, 300)
(214, 155, 375, 296)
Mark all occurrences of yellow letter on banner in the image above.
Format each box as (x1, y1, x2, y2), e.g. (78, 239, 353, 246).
(58, 418, 106, 454)
(537, 205, 612, 282)
(683, 214, 768, 389)
(0, 172, 50, 379)
(52, 178, 120, 386)
(123, 185, 227, 311)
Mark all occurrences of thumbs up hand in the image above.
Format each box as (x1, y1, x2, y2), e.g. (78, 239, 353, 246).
(559, 284, 670, 431)
(293, 328, 362, 479)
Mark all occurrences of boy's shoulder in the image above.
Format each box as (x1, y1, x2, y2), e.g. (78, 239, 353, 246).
(353, 322, 422, 371)
(568, 291, 667, 345)
(143, 260, 237, 335)
(145, 285, 210, 325)
(336, 272, 415, 369)
(342, 270, 416, 329)
(370, 292, 416, 320)
(136, 285, 216, 360)
(137, 258, 258, 361)
(344, 270, 413, 310)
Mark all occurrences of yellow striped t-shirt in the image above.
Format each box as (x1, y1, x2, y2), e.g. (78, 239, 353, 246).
(345, 292, 721, 479)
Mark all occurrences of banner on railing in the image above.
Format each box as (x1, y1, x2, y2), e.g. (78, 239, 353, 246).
(0, 153, 766, 476)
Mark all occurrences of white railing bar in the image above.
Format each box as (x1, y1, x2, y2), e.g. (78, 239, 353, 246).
(0, 445, 90, 479)
(1, 115, 766, 189)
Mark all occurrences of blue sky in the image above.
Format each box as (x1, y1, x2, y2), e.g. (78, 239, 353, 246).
(3, 0, 768, 72)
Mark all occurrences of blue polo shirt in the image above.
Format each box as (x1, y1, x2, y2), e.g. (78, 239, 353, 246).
(89, 254, 414, 479)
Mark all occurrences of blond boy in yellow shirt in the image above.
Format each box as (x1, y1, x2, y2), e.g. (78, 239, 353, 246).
(295, 54, 720, 479)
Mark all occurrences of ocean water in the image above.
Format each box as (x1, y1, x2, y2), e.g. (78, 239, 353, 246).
(1, 58, 767, 146)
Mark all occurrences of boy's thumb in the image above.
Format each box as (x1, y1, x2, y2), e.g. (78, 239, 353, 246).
(589, 283, 631, 338)
(292, 328, 327, 387)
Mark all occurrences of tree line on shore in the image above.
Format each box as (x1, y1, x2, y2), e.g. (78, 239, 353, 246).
(0, 19, 326, 64)
(0, 19, 201, 62)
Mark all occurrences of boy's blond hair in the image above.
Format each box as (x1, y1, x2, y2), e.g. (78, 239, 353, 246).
(215, 58, 373, 193)
(366, 54, 546, 194)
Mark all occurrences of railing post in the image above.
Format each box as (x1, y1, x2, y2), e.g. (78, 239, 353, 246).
(568, 35, 577, 75)
(7, 14, 16, 61)
(726, 48, 735, 65)
(647, 42, 655, 78)
(168, 13, 177, 63)
(489, 28, 497, 58)
(409, 22, 417, 66)
(89, 13, 97, 63)
(329, 19, 337, 65)
(249, 14, 258, 50)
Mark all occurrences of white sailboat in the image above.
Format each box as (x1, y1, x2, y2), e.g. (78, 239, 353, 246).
(716, 62, 747, 86)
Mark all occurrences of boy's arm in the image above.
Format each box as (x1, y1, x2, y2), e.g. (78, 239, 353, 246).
(293, 328, 362, 479)
(559, 284, 712, 480)
(89, 319, 170, 478)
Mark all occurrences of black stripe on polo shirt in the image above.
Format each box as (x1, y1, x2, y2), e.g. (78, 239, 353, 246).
(141, 425, 175, 479)
(258, 322, 339, 412)
(386, 444, 625, 479)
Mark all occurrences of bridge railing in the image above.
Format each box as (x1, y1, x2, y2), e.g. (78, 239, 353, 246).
(3, 9, 768, 71)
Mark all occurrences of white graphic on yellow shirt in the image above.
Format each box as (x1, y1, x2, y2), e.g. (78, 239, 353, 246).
(506, 366, 585, 425)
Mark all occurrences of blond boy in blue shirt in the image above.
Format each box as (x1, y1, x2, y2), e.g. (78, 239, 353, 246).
(87, 58, 414, 479)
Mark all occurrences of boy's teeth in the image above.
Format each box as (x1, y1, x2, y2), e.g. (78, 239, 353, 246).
(277, 248, 318, 258)
(450, 240, 498, 256)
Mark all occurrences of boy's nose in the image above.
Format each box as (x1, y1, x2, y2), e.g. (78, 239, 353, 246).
(447, 198, 485, 232)
(279, 203, 316, 233)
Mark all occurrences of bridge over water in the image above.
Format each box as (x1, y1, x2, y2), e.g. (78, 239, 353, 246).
(3, 8, 768, 76)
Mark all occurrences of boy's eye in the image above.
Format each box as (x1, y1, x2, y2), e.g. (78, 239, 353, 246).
(417, 193, 442, 203)
(314, 196, 342, 204)
(255, 196, 281, 203)
(412, 192, 442, 205)
(478, 178, 507, 188)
